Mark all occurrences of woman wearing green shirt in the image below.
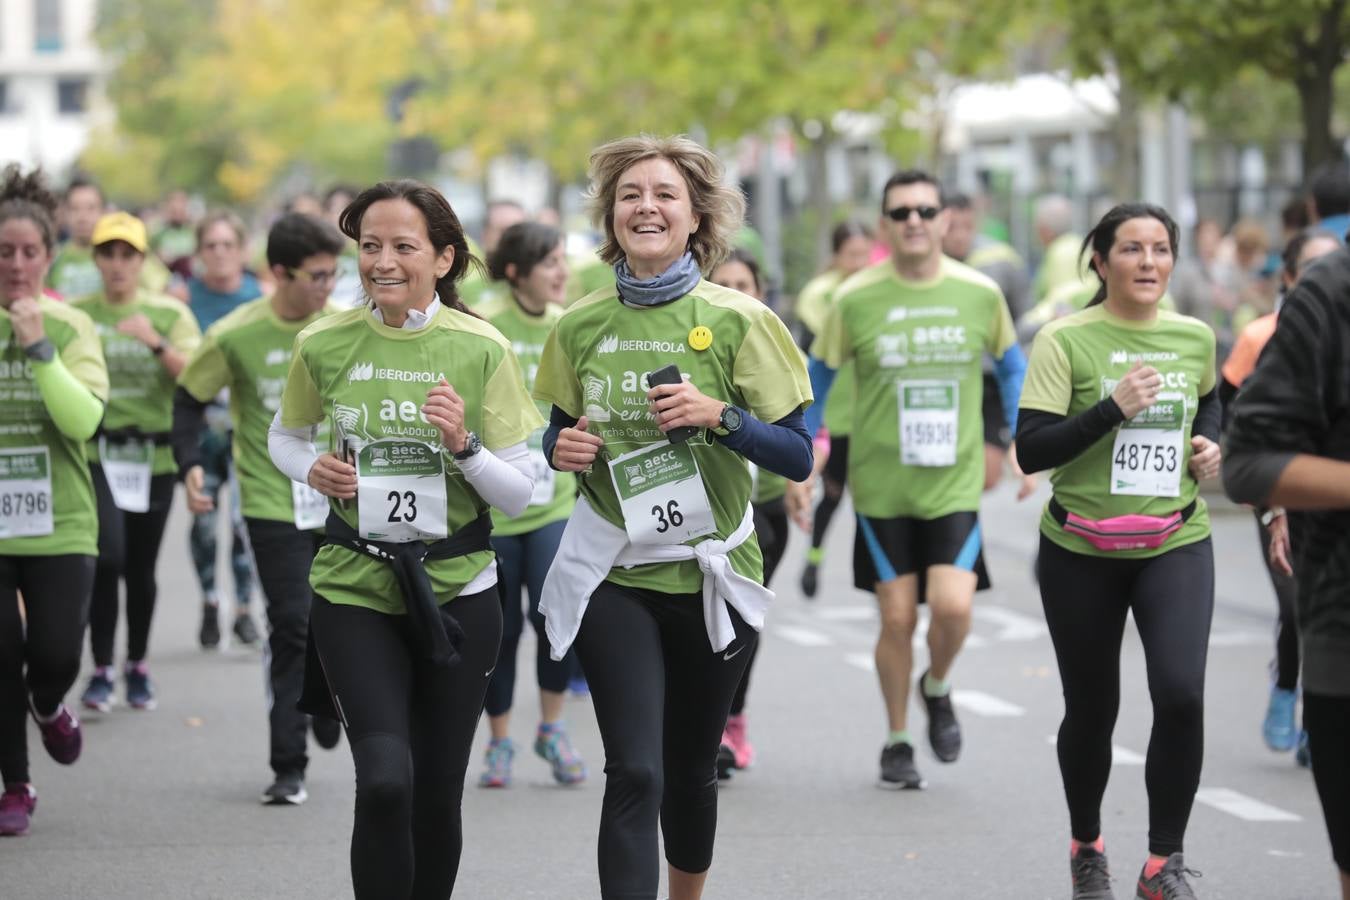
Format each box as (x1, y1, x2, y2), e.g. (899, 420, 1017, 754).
(536, 135, 812, 900)
(268, 180, 540, 899)
(0, 166, 109, 837)
(73, 212, 201, 714)
(475, 222, 587, 789)
(1016, 203, 1221, 900)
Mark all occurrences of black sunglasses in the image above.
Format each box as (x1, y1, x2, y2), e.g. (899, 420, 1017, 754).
(885, 205, 942, 222)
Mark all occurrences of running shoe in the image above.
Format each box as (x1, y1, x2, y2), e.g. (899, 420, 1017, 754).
(260, 771, 308, 806)
(917, 670, 962, 762)
(723, 713, 755, 769)
(716, 741, 736, 781)
(124, 662, 156, 711)
(0, 783, 36, 836)
(232, 612, 260, 646)
(1295, 729, 1311, 768)
(80, 670, 115, 713)
(479, 738, 514, 788)
(1071, 846, 1116, 899)
(311, 715, 342, 750)
(878, 741, 925, 790)
(1135, 853, 1200, 900)
(199, 603, 221, 649)
(535, 724, 586, 785)
(800, 562, 819, 599)
(1262, 685, 1298, 751)
(34, 704, 81, 765)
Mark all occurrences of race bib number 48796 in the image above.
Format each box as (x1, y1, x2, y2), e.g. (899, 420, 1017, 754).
(0, 446, 54, 538)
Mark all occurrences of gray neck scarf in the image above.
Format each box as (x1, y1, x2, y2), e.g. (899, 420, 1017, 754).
(614, 252, 702, 307)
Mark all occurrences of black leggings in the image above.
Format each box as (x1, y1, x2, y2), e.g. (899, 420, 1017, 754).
(0, 554, 95, 784)
(483, 520, 575, 718)
(576, 581, 756, 899)
(729, 502, 788, 717)
(1254, 514, 1300, 690)
(1038, 535, 1214, 857)
(810, 437, 849, 552)
(1305, 692, 1350, 873)
(310, 589, 502, 900)
(89, 466, 175, 667)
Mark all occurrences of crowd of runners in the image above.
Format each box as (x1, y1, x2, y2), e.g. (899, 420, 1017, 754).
(1, 134, 1348, 900)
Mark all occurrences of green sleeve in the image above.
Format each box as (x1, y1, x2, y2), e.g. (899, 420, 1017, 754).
(33, 353, 105, 441)
(167, 305, 202, 354)
(483, 348, 546, 450)
(279, 341, 324, 428)
(1018, 329, 1073, 415)
(733, 308, 813, 422)
(811, 300, 850, 368)
(532, 325, 583, 417)
(177, 331, 232, 402)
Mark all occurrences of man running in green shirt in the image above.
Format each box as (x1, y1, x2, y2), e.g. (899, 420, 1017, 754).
(173, 213, 345, 805)
(797, 170, 1030, 790)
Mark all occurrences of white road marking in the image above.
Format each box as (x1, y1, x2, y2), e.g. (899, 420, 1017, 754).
(1194, 788, 1302, 822)
(812, 606, 875, 622)
(844, 653, 875, 672)
(952, 690, 1025, 717)
(972, 606, 1047, 642)
(1046, 735, 1144, 766)
(773, 625, 834, 647)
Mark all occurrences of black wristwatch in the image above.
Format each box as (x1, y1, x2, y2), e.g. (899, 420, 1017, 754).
(453, 431, 482, 460)
(151, 339, 167, 356)
(715, 404, 744, 437)
(23, 338, 55, 363)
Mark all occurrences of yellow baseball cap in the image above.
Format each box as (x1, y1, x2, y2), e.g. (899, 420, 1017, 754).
(92, 211, 149, 253)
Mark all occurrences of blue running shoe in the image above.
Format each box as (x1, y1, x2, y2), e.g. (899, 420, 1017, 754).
(1262, 686, 1298, 752)
(1295, 730, 1311, 768)
(124, 663, 157, 711)
(80, 671, 115, 713)
(535, 723, 586, 785)
(479, 738, 514, 788)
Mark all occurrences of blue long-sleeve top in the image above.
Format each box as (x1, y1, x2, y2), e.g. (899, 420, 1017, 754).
(804, 344, 1028, 438)
(543, 404, 812, 482)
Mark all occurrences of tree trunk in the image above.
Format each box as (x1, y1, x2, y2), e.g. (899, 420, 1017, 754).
(806, 130, 832, 268)
(1111, 79, 1142, 202)
(1296, 0, 1347, 175)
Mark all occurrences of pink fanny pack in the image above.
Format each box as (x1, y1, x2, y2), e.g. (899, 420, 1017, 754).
(1051, 498, 1194, 552)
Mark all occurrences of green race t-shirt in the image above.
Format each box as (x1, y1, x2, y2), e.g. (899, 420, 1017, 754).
(797, 269, 856, 437)
(533, 280, 812, 594)
(479, 292, 576, 535)
(279, 305, 542, 613)
(47, 244, 170, 298)
(73, 290, 201, 474)
(180, 297, 335, 523)
(0, 297, 108, 556)
(1019, 304, 1216, 558)
(814, 257, 1017, 519)
(794, 269, 844, 337)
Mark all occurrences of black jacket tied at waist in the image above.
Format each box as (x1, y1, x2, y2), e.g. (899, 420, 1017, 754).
(321, 509, 493, 668)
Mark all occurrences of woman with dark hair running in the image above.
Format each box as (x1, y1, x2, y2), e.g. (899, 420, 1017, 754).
(475, 221, 587, 788)
(0, 165, 108, 837)
(268, 180, 540, 898)
(1017, 203, 1219, 900)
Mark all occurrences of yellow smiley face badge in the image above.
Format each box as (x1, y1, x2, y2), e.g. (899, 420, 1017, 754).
(689, 325, 713, 351)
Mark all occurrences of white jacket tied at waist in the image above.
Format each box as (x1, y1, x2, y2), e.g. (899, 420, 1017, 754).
(539, 494, 773, 660)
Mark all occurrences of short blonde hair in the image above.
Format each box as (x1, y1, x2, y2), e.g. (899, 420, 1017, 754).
(586, 134, 746, 271)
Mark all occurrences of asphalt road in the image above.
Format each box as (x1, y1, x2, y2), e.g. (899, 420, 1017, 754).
(2, 480, 1339, 899)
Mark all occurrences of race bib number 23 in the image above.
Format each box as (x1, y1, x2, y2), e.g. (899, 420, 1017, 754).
(356, 439, 449, 542)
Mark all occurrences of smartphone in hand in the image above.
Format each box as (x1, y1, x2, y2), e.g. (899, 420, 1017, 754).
(647, 363, 699, 443)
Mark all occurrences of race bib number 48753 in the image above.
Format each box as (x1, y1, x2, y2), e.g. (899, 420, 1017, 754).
(356, 439, 448, 542)
(0, 447, 54, 538)
(1111, 391, 1185, 497)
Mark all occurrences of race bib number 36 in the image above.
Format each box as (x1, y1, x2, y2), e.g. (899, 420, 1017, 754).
(1111, 391, 1185, 497)
(898, 380, 958, 467)
(356, 439, 448, 542)
(608, 441, 716, 546)
(0, 446, 54, 538)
